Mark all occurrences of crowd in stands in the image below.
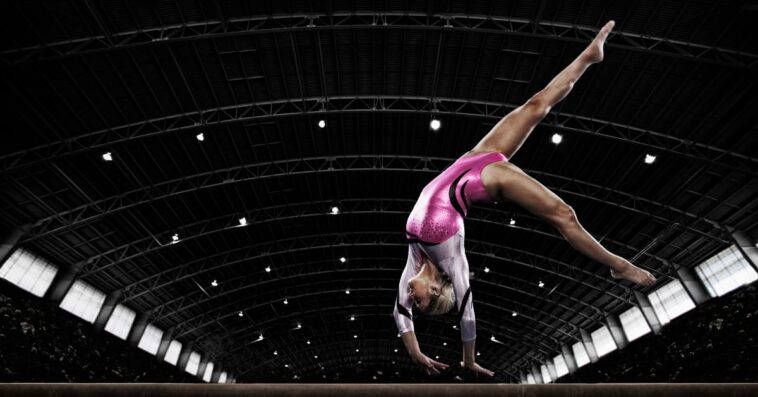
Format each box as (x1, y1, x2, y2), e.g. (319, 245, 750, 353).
(0, 286, 197, 382)
(559, 284, 758, 382)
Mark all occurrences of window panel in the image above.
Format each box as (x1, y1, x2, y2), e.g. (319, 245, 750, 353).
(219, 372, 228, 384)
(59, 280, 106, 323)
(137, 324, 163, 355)
(0, 248, 58, 297)
(648, 279, 696, 325)
(104, 304, 135, 340)
(696, 245, 758, 297)
(164, 340, 182, 365)
(203, 362, 214, 382)
(185, 351, 201, 375)
(540, 364, 552, 383)
(526, 373, 536, 384)
(553, 354, 569, 378)
(591, 325, 617, 357)
(619, 306, 651, 342)
(572, 341, 590, 367)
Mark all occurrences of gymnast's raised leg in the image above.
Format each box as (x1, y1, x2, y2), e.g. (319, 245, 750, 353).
(476, 20, 656, 286)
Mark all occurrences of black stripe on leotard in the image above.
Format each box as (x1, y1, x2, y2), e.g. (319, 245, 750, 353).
(457, 287, 472, 323)
(460, 180, 471, 211)
(448, 169, 471, 219)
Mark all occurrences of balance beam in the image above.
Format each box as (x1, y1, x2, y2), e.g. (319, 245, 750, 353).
(1, 383, 757, 396)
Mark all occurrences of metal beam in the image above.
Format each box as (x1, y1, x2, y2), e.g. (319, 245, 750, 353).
(3, 97, 756, 177)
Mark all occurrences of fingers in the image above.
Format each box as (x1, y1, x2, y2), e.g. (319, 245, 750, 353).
(430, 359, 449, 369)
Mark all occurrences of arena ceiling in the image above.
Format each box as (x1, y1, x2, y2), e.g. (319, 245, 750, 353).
(1, 0, 757, 383)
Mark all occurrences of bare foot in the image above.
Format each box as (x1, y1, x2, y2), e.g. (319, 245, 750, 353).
(582, 20, 615, 64)
(611, 260, 657, 287)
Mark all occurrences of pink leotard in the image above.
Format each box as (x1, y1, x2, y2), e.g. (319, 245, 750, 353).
(405, 151, 507, 244)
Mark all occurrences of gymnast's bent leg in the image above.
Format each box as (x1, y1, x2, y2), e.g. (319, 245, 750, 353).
(476, 20, 656, 286)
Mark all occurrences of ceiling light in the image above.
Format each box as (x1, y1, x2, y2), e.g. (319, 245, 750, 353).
(265, 266, 271, 273)
(430, 119, 441, 130)
(551, 133, 562, 144)
(318, 120, 326, 128)
(353, 335, 358, 339)
(331, 206, 340, 214)
(538, 281, 545, 288)
(397, 333, 401, 338)
(284, 364, 289, 368)
(512, 311, 518, 317)
(274, 351, 278, 356)
(238, 217, 247, 226)
(314, 355, 318, 359)
(509, 218, 516, 226)
(484, 267, 490, 273)
(490, 335, 497, 342)
(443, 342, 447, 346)
(307, 340, 311, 345)
(355, 349, 360, 352)
(476, 352, 481, 357)
(644, 154, 657, 164)
(350, 316, 356, 321)
(102, 152, 113, 161)
(435, 356, 439, 359)
(196, 133, 205, 141)
(345, 289, 350, 295)
(296, 323, 302, 329)
(339, 257, 346, 263)
(211, 280, 218, 287)
(284, 299, 289, 305)
(394, 349, 398, 353)
(258, 334, 264, 341)
(452, 325, 457, 329)
(171, 233, 179, 242)
(238, 311, 243, 317)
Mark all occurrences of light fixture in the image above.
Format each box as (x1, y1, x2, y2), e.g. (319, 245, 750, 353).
(509, 218, 516, 226)
(339, 257, 346, 263)
(551, 133, 562, 144)
(490, 335, 497, 341)
(238, 311, 243, 317)
(476, 352, 481, 357)
(258, 334, 264, 341)
(538, 281, 545, 288)
(284, 298, 289, 305)
(171, 233, 179, 242)
(512, 311, 518, 317)
(397, 333, 401, 338)
(196, 133, 205, 142)
(430, 119, 441, 130)
(102, 152, 113, 161)
(314, 355, 318, 359)
(238, 217, 247, 226)
(265, 266, 271, 273)
(211, 280, 218, 287)
(443, 342, 447, 346)
(345, 289, 350, 295)
(318, 120, 326, 128)
(644, 154, 657, 164)
(452, 325, 457, 329)
(274, 351, 278, 356)
(284, 364, 289, 368)
(331, 206, 340, 215)
(307, 340, 311, 345)
(484, 267, 490, 273)
(394, 349, 398, 353)
(350, 316, 356, 321)
(353, 335, 358, 339)
(296, 323, 302, 329)
(435, 356, 439, 359)
(355, 349, 360, 352)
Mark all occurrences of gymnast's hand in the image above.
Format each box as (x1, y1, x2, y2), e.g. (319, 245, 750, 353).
(411, 352, 449, 375)
(461, 361, 495, 377)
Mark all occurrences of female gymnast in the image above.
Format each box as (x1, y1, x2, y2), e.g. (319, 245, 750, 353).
(393, 20, 657, 377)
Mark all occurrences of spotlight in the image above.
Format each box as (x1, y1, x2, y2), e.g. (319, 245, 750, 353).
(258, 334, 264, 341)
(394, 349, 398, 353)
(211, 280, 218, 287)
(509, 218, 516, 226)
(538, 281, 545, 288)
(314, 355, 318, 359)
(196, 133, 205, 142)
(476, 352, 481, 357)
(350, 316, 356, 321)
(171, 233, 179, 243)
(102, 152, 113, 161)
(512, 311, 518, 317)
(430, 118, 441, 130)
(443, 342, 447, 346)
(265, 266, 271, 273)
(551, 133, 562, 144)
(354, 335, 358, 339)
(435, 356, 439, 359)
(331, 206, 340, 214)
(307, 340, 311, 345)
(645, 154, 657, 164)
(284, 298, 289, 305)
(238, 217, 247, 226)
(484, 267, 490, 273)
(284, 364, 289, 368)
(238, 311, 243, 317)
(345, 289, 350, 295)
(340, 257, 346, 263)
(274, 351, 278, 356)
(318, 120, 326, 128)
(355, 349, 360, 352)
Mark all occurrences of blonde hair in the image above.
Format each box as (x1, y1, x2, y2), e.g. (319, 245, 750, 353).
(416, 262, 456, 316)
